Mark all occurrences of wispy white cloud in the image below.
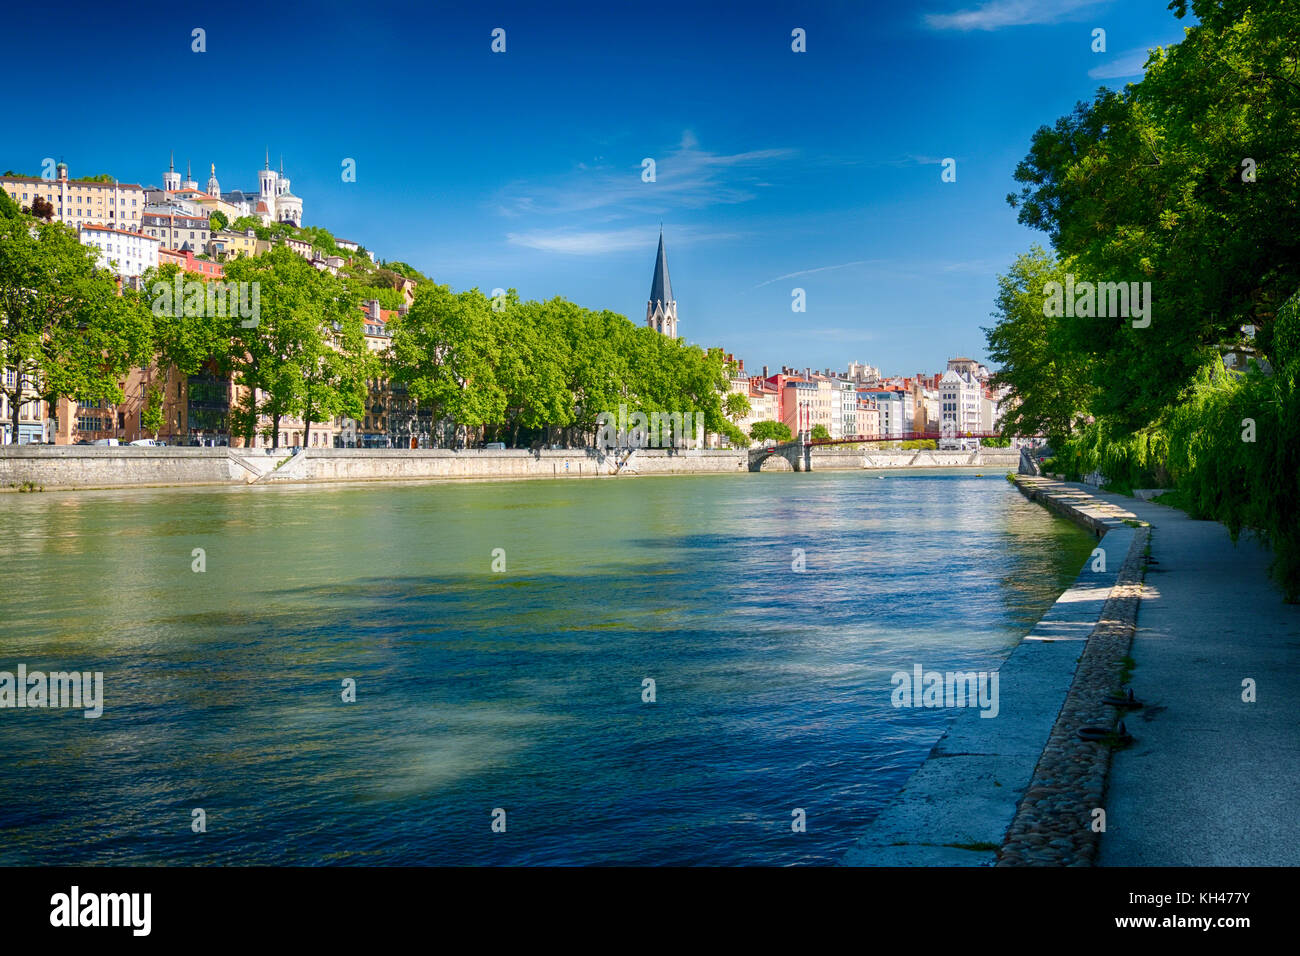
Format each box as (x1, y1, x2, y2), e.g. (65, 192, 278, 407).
(925, 0, 1107, 32)
(494, 132, 795, 219)
(507, 225, 738, 256)
(1087, 45, 1154, 79)
(752, 260, 886, 289)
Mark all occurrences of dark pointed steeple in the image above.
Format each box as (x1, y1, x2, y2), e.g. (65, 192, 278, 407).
(649, 228, 673, 307)
(646, 229, 678, 339)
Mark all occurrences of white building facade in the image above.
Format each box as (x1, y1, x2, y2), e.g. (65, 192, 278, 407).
(79, 225, 160, 278)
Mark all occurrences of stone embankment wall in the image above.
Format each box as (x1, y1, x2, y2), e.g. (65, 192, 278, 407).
(266, 448, 747, 483)
(0, 446, 747, 489)
(2, 444, 1022, 490)
(0, 446, 247, 488)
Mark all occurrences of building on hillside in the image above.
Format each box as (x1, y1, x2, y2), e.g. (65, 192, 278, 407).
(142, 207, 211, 253)
(207, 228, 259, 260)
(79, 225, 160, 278)
(158, 248, 224, 278)
(1, 163, 144, 232)
(845, 361, 881, 385)
(150, 151, 303, 226)
(947, 356, 991, 382)
(646, 229, 678, 339)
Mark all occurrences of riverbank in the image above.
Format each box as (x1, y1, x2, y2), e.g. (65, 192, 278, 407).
(0, 445, 1020, 491)
(843, 476, 1147, 866)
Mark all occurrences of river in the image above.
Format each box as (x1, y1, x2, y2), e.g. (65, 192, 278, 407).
(0, 470, 1094, 865)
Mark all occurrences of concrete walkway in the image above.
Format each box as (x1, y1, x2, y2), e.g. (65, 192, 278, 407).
(1086, 490, 1300, 865)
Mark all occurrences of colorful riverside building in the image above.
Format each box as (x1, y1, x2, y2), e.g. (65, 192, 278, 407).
(0, 163, 144, 232)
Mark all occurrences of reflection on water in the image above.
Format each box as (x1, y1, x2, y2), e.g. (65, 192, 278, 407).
(0, 471, 1094, 865)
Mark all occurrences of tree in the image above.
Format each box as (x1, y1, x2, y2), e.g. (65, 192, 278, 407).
(750, 420, 792, 443)
(27, 196, 53, 222)
(223, 245, 357, 448)
(208, 210, 229, 232)
(724, 391, 751, 427)
(297, 275, 370, 447)
(1007, 0, 1300, 429)
(388, 283, 505, 446)
(231, 215, 261, 234)
(983, 246, 1095, 444)
(810, 424, 831, 441)
(140, 381, 165, 437)
(0, 211, 152, 443)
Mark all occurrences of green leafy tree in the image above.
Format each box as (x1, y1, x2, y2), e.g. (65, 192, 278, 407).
(750, 420, 792, 443)
(0, 211, 152, 442)
(983, 246, 1095, 445)
(810, 424, 831, 441)
(1007, 0, 1300, 428)
(140, 381, 165, 437)
(223, 245, 352, 448)
(208, 210, 229, 232)
(724, 390, 751, 424)
(389, 283, 505, 446)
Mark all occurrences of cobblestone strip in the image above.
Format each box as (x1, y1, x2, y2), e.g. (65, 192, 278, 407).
(997, 488, 1150, 867)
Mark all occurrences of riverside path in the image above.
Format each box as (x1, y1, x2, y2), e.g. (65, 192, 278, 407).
(1084, 490, 1300, 865)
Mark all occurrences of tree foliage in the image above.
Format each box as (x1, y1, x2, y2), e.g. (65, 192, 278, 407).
(0, 210, 152, 440)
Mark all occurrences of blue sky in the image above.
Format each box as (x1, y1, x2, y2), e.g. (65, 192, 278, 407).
(4, 0, 1190, 375)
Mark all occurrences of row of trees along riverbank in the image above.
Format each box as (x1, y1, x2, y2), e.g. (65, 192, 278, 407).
(985, 0, 1300, 599)
(0, 189, 747, 450)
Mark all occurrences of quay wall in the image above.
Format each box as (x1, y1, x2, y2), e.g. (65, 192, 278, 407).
(2, 444, 1022, 490)
(0, 446, 246, 488)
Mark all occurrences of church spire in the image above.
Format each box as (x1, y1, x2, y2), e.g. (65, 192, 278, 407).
(646, 229, 678, 339)
(649, 229, 673, 309)
(265, 147, 270, 170)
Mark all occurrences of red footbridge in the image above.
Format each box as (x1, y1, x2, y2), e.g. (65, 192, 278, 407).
(805, 431, 1008, 446)
(750, 432, 1036, 472)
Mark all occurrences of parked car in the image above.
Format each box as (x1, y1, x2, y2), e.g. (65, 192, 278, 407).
(90, 438, 120, 446)
(484, 442, 506, 450)
(129, 439, 158, 446)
